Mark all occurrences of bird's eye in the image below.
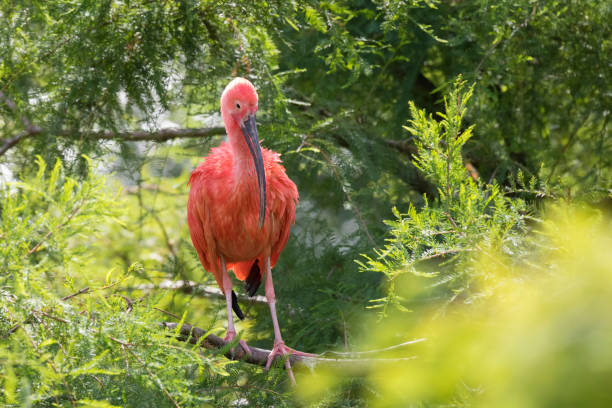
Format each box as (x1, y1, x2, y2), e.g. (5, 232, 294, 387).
(236, 103, 241, 109)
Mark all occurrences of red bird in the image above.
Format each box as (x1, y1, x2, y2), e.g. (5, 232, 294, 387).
(187, 77, 308, 382)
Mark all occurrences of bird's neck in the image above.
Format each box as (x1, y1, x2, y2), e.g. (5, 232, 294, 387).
(225, 120, 258, 179)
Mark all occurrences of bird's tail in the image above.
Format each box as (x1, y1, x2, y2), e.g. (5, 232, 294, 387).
(232, 259, 263, 297)
(231, 290, 245, 320)
(244, 260, 262, 297)
(228, 260, 262, 320)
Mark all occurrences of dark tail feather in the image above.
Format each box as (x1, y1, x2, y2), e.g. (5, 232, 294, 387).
(231, 290, 245, 320)
(245, 260, 262, 297)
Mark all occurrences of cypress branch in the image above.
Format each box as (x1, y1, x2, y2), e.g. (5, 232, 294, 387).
(0, 126, 226, 156)
(76, 127, 226, 142)
(127, 280, 268, 304)
(162, 322, 421, 369)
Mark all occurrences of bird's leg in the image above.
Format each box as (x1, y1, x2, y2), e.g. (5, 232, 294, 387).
(263, 256, 295, 384)
(221, 256, 251, 355)
(263, 257, 316, 385)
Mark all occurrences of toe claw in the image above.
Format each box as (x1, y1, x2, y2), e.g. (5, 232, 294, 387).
(224, 331, 251, 358)
(285, 360, 296, 385)
(265, 341, 305, 385)
(239, 339, 251, 356)
(223, 329, 237, 344)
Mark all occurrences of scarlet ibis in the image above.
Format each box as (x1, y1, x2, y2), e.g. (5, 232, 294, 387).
(187, 77, 308, 383)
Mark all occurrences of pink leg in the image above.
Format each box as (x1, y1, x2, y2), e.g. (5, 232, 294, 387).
(263, 257, 315, 385)
(221, 256, 250, 355)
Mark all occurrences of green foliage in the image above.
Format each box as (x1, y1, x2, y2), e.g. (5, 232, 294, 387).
(300, 206, 612, 407)
(439, 0, 612, 197)
(0, 158, 289, 407)
(359, 79, 526, 316)
(1, 155, 118, 299)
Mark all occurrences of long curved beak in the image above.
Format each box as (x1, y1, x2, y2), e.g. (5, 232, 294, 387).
(240, 113, 266, 229)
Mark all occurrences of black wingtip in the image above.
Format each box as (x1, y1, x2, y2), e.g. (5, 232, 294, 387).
(244, 260, 262, 297)
(231, 290, 245, 320)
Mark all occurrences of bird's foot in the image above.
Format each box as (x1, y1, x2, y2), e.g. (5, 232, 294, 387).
(265, 340, 309, 385)
(224, 330, 251, 356)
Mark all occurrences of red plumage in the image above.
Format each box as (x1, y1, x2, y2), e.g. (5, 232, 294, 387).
(186, 78, 309, 383)
(187, 141, 298, 291)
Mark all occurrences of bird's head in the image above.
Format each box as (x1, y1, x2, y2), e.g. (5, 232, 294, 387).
(220, 77, 266, 229)
(220, 77, 259, 124)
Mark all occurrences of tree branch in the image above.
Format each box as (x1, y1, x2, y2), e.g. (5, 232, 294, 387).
(77, 126, 226, 142)
(319, 338, 426, 357)
(1, 80, 223, 156)
(0, 90, 42, 155)
(384, 138, 416, 155)
(0, 131, 35, 156)
(162, 322, 420, 369)
(127, 280, 268, 304)
(0, 124, 225, 157)
(61, 287, 90, 301)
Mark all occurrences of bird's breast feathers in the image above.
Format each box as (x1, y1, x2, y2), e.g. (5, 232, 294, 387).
(188, 142, 298, 263)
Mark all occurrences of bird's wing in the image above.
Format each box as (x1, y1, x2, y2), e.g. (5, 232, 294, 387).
(266, 150, 299, 268)
(187, 170, 223, 289)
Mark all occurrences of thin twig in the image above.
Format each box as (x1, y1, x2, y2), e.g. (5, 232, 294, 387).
(34, 312, 72, 363)
(108, 336, 135, 347)
(1, 34, 74, 94)
(128, 280, 268, 304)
(61, 287, 90, 301)
(154, 307, 181, 320)
(416, 248, 474, 262)
(504, 187, 556, 199)
(314, 144, 376, 246)
(43, 302, 105, 393)
(126, 346, 181, 408)
(29, 200, 85, 254)
(30, 314, 77, 406)
(384, 138, 416, 155)
(546, 114, 591, 184)
(445, 213, 465, 237)
(92, 375, 105, 388)
(120, 344, 130, 372)
(321, 338, 426, 357)
(215, 383, 282, 396)
(108, 336, 181, 407)
(18, 323, 63, 406)
(148, 209, 177, 258)
(114, 295, 135, 313)
(487, 165, 499, 185)
(388, 248, 471, 282)
(38, 311, 69, 324)
(475, 5, 537, 74)
(124, 183, 183, 196)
